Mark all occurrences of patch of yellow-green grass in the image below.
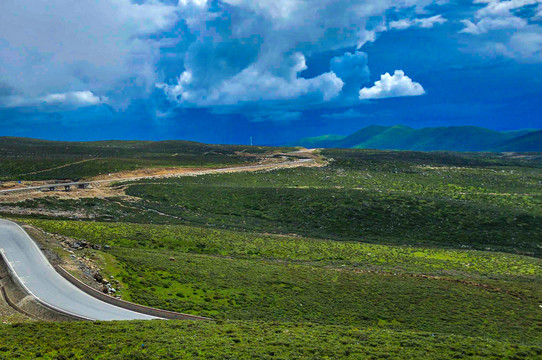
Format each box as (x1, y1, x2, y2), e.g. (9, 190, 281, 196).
(23, 220, 542, 281)
(108, 248, 541, 344)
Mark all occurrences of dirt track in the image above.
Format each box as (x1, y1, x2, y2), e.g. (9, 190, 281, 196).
(0, 150, 321, 204)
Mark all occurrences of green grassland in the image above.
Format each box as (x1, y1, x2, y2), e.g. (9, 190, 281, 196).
(20, 219, 542, 345)
(2, 147, 542, 358)
(113, 149, 542, 256)
(0, 137, 294, 181)
(109, 248, 541, 341)
(2, 321, 540, 360)
(125, 184, 542, 254)
(23, 220, 541, 280)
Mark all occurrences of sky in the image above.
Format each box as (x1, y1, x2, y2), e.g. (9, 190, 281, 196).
(0, 0, 541, 145)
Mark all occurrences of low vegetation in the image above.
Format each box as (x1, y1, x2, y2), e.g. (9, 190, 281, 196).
(0, 137, 294, 181)
(2, 321, 540, 360)
(20, 219, 542, 345)
(1, 145, 542, 358)
(113, 149, 542, 256)
(24, 220, 542, 280)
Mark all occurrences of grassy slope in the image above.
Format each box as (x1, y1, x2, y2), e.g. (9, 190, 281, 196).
(21, 219, 541, 344)
(23, 221, 541, 279)
(0, 137, 293, 181)
(113, 150, 542, 256)
(334, 125, 391, 148)
(112, 249, 542, 341)
(2, 321, 540, 360)
(494, 130, 542, 152)
(2, 147, 542, 358)
(125, 184, 542, 254)
(357, 126, 517, 151)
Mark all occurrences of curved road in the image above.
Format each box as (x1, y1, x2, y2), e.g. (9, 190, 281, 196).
(0, 157, 316, 320)
(0, 219, 158, 321)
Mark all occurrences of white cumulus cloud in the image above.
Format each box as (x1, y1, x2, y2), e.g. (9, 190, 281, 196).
(158, 0, 445, 111)
(359, 70, 425, 100)
(460, 0, 540, 34)
(459, 0, 542, 61)
(496, 31, 542, 59)
(0, 0, 177, 108)
(389, 15, 447, 30)
(43, 91, 105, 106)
(461, 16, 527, 34)
(159, 53, 344, 106)
(1, 91, 107, 108)
(178, 0, 208, 8)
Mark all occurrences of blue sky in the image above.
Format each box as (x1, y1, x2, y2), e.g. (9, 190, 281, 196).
(1, 0, 541, 145)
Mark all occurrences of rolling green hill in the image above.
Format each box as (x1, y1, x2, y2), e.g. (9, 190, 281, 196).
(0, 137, 294, 181)
(334, 125, 391, 148)
(2, 147, 542, 358)
(290, 134, 346, 148)
(290, 125, 538, 152)
(493, 130, 542, 152)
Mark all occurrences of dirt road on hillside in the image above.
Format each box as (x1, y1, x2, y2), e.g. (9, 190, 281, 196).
(0, 150, 322, 203)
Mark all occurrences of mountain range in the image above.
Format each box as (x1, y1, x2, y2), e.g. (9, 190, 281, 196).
(289, 125, 542, 152)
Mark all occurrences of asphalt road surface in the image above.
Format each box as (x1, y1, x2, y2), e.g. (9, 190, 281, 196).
(0, 219, 158, 321)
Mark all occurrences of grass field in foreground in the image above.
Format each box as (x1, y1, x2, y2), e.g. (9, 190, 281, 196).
(22, 219, 542, 344)
(111, 248, 540, 343)
(1, 321, 540, 360)
(2, 148, 542, 358)
(24, 220, 541, 282)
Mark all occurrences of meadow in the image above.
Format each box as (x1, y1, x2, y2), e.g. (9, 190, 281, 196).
(24, 220, 541, 280)
(0, 137, 293, 181)
(2, 147, 542, 358)
(19, 218, 541, 345)
(2, 321, 540, 360)
(116, 150, 542, 256)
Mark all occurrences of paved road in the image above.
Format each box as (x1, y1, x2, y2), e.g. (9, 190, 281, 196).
(0, 219, 158, 320)
(0, 181, 90, 194)
(0, 157, 314, 320)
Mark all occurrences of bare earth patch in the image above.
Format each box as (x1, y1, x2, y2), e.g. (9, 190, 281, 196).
(0, 151, 322, 206)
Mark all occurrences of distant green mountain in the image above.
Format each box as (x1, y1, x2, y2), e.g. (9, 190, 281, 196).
(493, 130, 542, 152)
(353, 126, 519, 152)
(290, 134, 345, 148)
(290, 125, 539, 152)
(334, 125, 391, 148)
